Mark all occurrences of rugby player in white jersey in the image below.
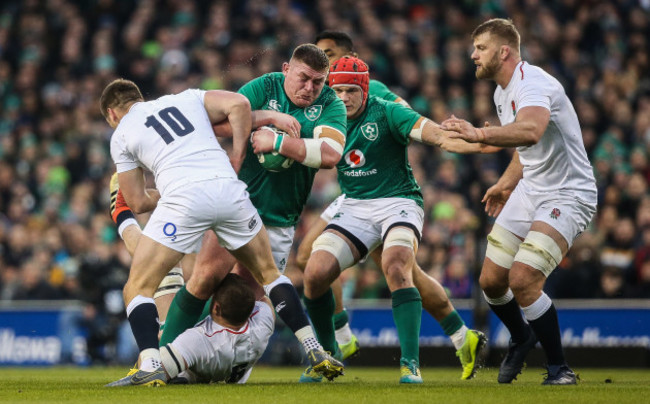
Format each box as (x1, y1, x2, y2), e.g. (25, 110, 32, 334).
(109, 178, 273, 385)
(160, 272, 274, 384)
(101, 79, 340, 386)
(442, 18, 597, 385)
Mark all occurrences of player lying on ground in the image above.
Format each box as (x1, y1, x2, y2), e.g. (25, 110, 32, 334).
(157, 44, 347, 382)
(110, 186, 273, 385)
(102, 78, 341, 386)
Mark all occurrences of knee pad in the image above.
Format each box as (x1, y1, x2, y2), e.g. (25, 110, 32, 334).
(485, 224, 522, 269)
(383, 227, 418, 251)
(311, 232, 355, 271)
(514, 231, 563, 277)
(154, 267, 184, 299)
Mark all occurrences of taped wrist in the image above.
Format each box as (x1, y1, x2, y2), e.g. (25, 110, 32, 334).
(273, 132, 284, 152)
(161, 343, 186, 379)
(302, 138, 322, 168)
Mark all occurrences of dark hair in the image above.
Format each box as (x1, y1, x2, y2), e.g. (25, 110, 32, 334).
(314, 31, 354, 53)
(291, 43, 330, 72)
(99, 78, 144, 118)
(211, 274, 256, 326)
(471, 18, 520, 51)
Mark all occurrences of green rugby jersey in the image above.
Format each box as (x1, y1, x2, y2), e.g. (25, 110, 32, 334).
(238, 72, 347, 227)
(369, 79, 398, 102)
(337, 95, 423, 207)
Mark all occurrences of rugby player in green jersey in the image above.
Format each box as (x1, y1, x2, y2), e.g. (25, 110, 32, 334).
(302, 56, 488, 384)
(296, 31, 487, 381)
(159, 44, 347, 381)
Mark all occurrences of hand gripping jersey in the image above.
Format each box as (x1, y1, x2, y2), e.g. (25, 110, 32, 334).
(494, 62, 597, 202)
(110, 89, 236, 196)
(170, 301, 274, 384)
(336, 95, 423, 207)
(237, 72, 347, 227)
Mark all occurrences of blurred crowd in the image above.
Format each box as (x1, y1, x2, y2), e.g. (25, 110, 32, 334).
(0, 0, 649, 362)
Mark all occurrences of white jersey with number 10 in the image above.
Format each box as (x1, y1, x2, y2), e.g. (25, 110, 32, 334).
(110, 89, 236, 196)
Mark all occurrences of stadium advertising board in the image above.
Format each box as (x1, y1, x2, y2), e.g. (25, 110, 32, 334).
(0, 303, 88, 366)
(488, 301, 650, 348)
(348, 300, 650, 348)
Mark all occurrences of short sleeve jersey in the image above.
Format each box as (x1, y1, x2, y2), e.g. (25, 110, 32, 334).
(110, 89, 236, 196)
(494, 62, 597, 201)
(170, 301, 274, 384)
(369, 79, 398, 102)
(336, 96, 423, 207)
(238, 72, 347, 227)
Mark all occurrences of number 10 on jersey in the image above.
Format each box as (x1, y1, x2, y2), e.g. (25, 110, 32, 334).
(145, 106, 195, 144)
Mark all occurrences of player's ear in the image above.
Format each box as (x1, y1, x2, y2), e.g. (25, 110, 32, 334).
(282, 62, 290, 76)
(212, 302, 222, 318)
(500, 45, 510, 60)
(106, 108, 118, 128)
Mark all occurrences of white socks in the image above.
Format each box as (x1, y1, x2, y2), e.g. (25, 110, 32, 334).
(450, 325, 469, 350)
(139, 348, 161, 371)
(335, 323, 353, 345)
(295, 326, 323, 353)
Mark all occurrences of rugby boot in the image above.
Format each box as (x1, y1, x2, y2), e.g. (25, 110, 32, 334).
(298, 366, 323, 383)
(338, 334, 360, 360)
(456, 329, 487, 380)
(399, 358, 423, 384)
(105, 367, 167, 387)
(498, 330, 537, 383)
(542, 364, 577, 385)
(307, 348, 344, 381)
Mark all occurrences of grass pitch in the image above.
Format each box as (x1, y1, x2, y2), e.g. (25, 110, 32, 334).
(0, 366, 648, 404)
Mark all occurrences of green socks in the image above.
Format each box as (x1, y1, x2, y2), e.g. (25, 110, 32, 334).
(159, 286, 207, 346)
(392, 287, 422, 365)
(303, 288, 338, 354)
(333, 309, 349, 330)
(440, 310, 465, 336)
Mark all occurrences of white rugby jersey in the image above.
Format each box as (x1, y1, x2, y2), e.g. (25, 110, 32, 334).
(110, 89, 237, 196)
(170, 301, 274, 384)
(494, 62, 596, 201)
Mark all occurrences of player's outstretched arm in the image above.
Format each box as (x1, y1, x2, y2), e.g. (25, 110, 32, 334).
(204, 90, 252, 173)
(412, 118, 500, 154)
(442, 107, 549, 147)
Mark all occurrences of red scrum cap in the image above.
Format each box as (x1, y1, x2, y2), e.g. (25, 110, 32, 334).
(329, 56, 370, 105)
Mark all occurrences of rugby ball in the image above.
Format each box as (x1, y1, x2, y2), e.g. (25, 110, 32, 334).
(255, 127, 294, 172)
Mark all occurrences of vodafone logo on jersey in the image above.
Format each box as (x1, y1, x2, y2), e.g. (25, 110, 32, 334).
(345, 149, 366, 168)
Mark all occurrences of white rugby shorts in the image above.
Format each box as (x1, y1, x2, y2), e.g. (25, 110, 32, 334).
(265, 225, 295, 273)
(327, 197, 424, 258)
(496, 181, 596, 248)
(320, 194, 346, 222)
(142, 178, 263, 253)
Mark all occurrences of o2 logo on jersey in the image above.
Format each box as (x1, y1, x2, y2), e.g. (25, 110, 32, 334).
(345, 149, 366, 168)
(163, 222, 178, 241)
(304, 105, 322, 121)
(361, 122, 378, 141)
